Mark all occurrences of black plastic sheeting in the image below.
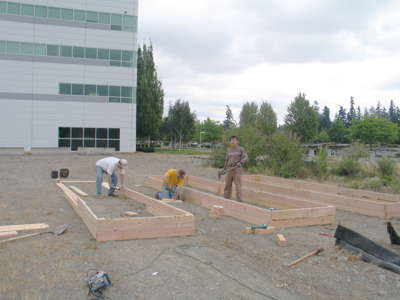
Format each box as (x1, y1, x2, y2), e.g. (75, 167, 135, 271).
(387, 222, 400, 245)
(334, 225, 400, 274)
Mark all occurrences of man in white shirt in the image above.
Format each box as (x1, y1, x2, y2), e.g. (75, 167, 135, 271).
(95, 157, 128, 196)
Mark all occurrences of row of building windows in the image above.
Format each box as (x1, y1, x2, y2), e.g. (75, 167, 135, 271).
(58, 127, 120, 151)
(0, 40, 135, 67)
(0, 1, 137, 32)
(59, 83, 135, 104)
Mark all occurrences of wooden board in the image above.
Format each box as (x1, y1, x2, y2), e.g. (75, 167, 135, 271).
(0, 231, 18, 238)
(0, 223, 49, 232)
(69, 186, 88, 197)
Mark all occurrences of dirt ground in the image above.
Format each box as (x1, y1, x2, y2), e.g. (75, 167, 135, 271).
(1, 153, 400, 300)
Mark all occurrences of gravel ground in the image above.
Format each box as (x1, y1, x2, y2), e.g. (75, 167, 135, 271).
(0, 153, 400, 300)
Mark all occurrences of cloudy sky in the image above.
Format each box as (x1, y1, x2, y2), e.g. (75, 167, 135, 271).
(138, 0, 400, 124)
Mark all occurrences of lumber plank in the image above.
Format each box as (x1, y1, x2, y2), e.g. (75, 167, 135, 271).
(96, 214, 195, 241)
(270, 215, 335, 228)
(123, 187, 188, 216)
(270, 206, 336, 220)
(385, 203, 400, 220)
(69, 186, 88, 197)
(0, 223, 49, 232)
(276, 234, 288, 246)
(246, 226, 276, 235)
(0, 231, 18, 238)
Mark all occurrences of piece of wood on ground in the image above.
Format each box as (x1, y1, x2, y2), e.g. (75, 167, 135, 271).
(288, 248, 324, 267)
(246, 226, 276, 235)
(276, 233, 288, 246)
(161, 199, 183, 204)
(209, 205, 224, 218)
(0, 231, 18, 238)
(0, 223, 49, 232)
(69, 186, 88, 197)
(121, 211, 139, 217)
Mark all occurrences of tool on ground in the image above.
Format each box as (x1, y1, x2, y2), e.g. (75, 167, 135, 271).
(319, 232, 334, 237)
(0, 224, 69, 245)
(288, 248, 324, 267)
(250, 224, 268, 230)
(87, 269, 112, 299)
(217, 162, 242, 180)
(59, 168, 69, 178)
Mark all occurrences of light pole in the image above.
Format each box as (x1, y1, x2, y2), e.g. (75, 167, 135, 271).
(199, 131, 205, 149)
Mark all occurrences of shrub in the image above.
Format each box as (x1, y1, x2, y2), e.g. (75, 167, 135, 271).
(209, 145, 226, 168)
(376, 157, 396, 179)
(332, 158, 362, 177)
(362, 177, 384, 191)
(267, 132, 304, 178)
(310, 147, 329, 180)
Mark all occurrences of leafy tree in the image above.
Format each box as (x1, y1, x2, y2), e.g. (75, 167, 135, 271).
(285, 93, 319, 142)
(320, 106, 331, 129)
(163, 100, 196, 148)
(314, 129, 330, 142)
(136, 44, 164, 141)
(195, 118, 223, 144)
(328, 120, 349, 143)
(347, 97, 356, 124)
(239, 102, 258, 128)
(256, 101, 277, 135)
(349, 117, 398, 145)
(222, 105, 236, 130)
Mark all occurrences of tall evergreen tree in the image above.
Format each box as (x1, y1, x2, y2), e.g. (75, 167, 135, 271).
(222, 105, 236, 130)
(337, 106, 347, 125)
(320, 106, 331, 129)
(389, 100, 398, 123)
(376, 101, 382, 118)
(356, 106, 362, 120)
(347, 96, 356, 124)
(239, 102, 258, 128)
(256, 101, 277, 136)
(136, 44, 164, 141)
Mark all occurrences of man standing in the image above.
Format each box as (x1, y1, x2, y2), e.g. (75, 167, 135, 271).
(223, 136, 248, 201)
(156, 169, 186, 200)
(95, 157, 128, 196)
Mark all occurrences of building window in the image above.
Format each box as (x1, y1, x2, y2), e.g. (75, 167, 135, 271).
(0, 40, 135, 68)
(59, 83, 136, 103)
(1, 2, 137, 32)
(58, 127, 120, 151)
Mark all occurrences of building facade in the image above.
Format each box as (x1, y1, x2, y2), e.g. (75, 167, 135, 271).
(0, 0, 138, 152)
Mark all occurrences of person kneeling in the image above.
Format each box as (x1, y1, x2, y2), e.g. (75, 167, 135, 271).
(156, 169, 186, 200)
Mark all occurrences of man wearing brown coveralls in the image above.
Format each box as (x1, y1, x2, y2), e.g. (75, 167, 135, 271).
(224, 136, 248, 201)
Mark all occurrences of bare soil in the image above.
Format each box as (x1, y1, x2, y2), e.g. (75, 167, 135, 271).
(0, 153, 400, 300)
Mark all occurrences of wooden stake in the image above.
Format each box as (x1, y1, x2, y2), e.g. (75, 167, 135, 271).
(288, 248, 324, 267)
(209, 205, 224, 218)
(276, 234, 288, 246)
(69, 186, 88, 197)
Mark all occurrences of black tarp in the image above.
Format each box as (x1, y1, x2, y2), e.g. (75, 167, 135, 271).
(334, 225, 400, 274)
(387, 222, 400, 245)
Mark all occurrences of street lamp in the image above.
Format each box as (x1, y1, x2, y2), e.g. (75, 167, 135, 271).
(199, 131, 205, 149)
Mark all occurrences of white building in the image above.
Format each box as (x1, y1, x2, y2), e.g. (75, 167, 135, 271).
(0, 0, 138, 152)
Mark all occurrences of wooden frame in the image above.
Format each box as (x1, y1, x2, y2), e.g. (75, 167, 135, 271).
(55, 181, 195, 242)
(144, 176, 335, 228)
(243, 175, 400, 219)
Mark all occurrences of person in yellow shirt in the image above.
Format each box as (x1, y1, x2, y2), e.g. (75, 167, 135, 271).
(156, 169, 186, 200)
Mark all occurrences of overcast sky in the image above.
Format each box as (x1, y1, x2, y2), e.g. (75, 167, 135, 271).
(138, 0, 400, 124)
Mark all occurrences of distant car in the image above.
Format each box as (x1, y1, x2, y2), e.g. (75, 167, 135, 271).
(190, 142, 199, 147)
(202, 143, 212, 148)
